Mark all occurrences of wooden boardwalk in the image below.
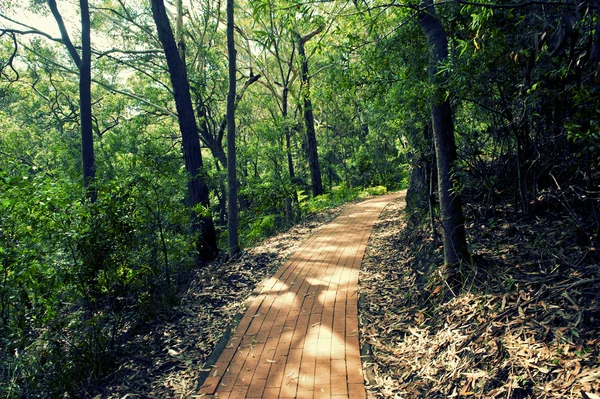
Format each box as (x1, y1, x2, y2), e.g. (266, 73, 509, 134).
(198, 193, 402, 398)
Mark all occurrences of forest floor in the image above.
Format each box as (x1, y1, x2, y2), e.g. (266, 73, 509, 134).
(360, 197, 600, 399)
(95, 194, 600, 399)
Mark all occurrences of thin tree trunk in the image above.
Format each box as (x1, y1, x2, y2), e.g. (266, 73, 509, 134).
(297, 28, 323, 197)
(226, 0, 239, 257)
(150, 0, 217, 263)
(175, 0, 184, 61)
(48, 0, 96, 202)
(418, 0, 469, 267)
(79, 0, 95, 202)
(283, 87, 295, 180)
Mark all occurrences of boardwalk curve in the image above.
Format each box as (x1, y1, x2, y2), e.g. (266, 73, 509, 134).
(198, 193, 403, 398)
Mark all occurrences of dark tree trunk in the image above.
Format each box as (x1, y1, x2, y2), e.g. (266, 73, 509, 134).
(418, 0, 469, 267)
(297, 29, 323, 197)
(407, 159, 429, 213)
(226, 0, 239, 257)
(150, 0, 217, 263)
(48, 0, 96, 202)
(79, 0, 95, 202)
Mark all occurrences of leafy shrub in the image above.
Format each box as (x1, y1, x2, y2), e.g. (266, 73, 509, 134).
(0, 161, 198, 397)
(361, 185, 388, 196)
(244, 214, 283, 244)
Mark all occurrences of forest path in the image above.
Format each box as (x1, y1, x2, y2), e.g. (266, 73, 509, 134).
(197, 192, 403, 399)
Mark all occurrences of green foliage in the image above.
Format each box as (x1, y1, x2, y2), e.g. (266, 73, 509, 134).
(298, 184, 390, 215)
(2, 0, 598, 395)
(244, 214, 280, 244)
(0, 158, 199, 396)
(362, 185, 388, 196)
(0, 63, 203, 396)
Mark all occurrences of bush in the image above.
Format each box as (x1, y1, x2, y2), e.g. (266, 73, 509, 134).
(361, 185, 388, 196)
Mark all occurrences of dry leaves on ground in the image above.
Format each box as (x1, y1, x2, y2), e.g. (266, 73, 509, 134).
(360, 198, 599, 399)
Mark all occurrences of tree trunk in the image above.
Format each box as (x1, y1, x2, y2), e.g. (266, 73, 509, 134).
(175, 0, 184, 61)
(406, 125, 434, 229)
(79, 0, 95, 202)
(418, 0, 469, 267)
(282, 86, 295, 180)
(48, 0, 96, 202)
(150, 0, 217, 263)
(297, 30, 323, 197)
(226, 0, 239, 257)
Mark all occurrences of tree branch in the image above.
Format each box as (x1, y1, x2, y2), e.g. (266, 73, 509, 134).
(299, 25, 325, 45)
(22, 41, 178, 118)
(217, 72, 262, 145)
(0, 28, 64, 45)
(451, 0, 569, 8)
(95, 48, 164, 57)
(47, 0, 81, 67)
(0, 32, 19, 82)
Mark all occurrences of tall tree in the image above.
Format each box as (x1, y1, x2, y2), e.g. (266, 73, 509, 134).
(417, 0, 469, 268)
(150, 0, 218, 263)
(296, 25, 324, 197)
(47, 0, 96, 201)
(226, 0, 239, 256)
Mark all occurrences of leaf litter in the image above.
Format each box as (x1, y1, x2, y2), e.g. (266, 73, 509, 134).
(359, 197, 599, 399)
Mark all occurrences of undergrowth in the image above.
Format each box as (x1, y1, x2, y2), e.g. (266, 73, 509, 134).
(237, 184, 391, 248)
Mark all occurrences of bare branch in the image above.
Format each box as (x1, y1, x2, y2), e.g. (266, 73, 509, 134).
(299, 25, 324, 45)
(451, 0, 569, 8)
(0, 31, 19, 82)
(0, 27, 64, 45)
(95, 48, 163, 57)
(47, 0, 81, 66)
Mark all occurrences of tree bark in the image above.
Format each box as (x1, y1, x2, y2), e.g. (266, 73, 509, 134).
(418, 0, 469, 267)
(150, 0, 217, 263)
(297, 27, 324, 197)
(226, 0, 239, 257)
(406, 124, 435, 228)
